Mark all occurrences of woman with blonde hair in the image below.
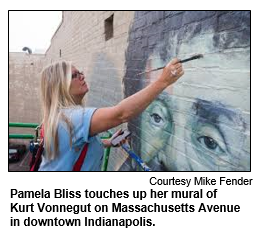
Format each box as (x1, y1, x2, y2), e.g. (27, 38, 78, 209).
(38, 58, 184, 171)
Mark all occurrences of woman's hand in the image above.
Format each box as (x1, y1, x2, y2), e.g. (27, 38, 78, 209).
(158, 58, 184, 87)
(102, 129, 128, 148)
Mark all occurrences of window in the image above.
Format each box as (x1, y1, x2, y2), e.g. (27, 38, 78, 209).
(105, 14, 114, 41)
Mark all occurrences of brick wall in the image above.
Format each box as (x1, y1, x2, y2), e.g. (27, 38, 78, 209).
(124, 11, 250, 171)
(9, 52, 44, 139)
(12, 11, 250, 171)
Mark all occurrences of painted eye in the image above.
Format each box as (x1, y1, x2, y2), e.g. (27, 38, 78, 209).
(150, 113, 164, 126)
(197, 136, 225, 153)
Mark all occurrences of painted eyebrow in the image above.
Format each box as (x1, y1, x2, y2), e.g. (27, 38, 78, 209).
(193, 99, 236, 124)
(192, 99, 239, 153)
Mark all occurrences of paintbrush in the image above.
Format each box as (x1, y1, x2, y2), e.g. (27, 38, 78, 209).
(137, 54, 204, 75)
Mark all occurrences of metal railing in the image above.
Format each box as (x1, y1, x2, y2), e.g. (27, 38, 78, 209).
(9, 122, 112, 171)
(9, 122, 39, 139)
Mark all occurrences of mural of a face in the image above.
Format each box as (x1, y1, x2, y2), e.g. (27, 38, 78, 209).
(185, 99, 249, 171)
(124, 11, 250, 171)
(140, 96, 172, 170)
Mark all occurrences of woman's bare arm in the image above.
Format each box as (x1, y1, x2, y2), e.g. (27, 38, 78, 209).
(90, 58, 184, 136)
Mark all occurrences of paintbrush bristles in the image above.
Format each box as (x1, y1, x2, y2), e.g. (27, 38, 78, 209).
(193, 54, 203, 59)
(193, 54, 203, 58)
(180, 54, 204, 63)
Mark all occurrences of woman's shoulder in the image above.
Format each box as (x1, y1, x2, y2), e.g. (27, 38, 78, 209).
(61, 106, 96, 115)
(60, 106, 97, 125)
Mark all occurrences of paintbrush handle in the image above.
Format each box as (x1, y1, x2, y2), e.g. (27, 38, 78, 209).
(137, 55, 203, 75)
(137, 66, 164, 75)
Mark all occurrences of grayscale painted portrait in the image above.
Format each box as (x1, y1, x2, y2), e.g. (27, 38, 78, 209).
(122, 11, 250, 171)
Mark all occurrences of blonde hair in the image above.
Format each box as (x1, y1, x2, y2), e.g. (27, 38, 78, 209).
(40, 60, 81, 160)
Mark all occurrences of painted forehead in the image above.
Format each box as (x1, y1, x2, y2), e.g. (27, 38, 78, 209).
(149, 35, 249, 68)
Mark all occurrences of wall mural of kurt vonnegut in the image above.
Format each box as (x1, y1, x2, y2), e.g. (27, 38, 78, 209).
(123, 11, 250, 171)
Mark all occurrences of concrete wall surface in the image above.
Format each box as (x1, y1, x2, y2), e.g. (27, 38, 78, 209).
(9, 52, 44, 137)
(9, 11, 250, 171)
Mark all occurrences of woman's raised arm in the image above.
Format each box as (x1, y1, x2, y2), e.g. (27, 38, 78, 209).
(90, 58, 184, 136)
